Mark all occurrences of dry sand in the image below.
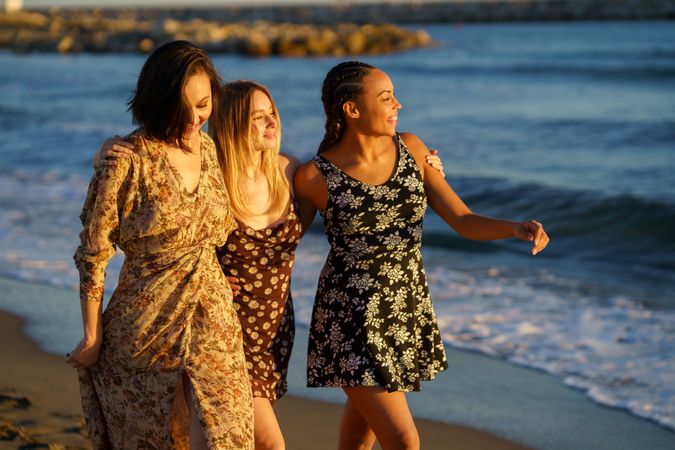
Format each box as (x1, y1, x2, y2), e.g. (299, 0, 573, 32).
(0, 310, 530, 449)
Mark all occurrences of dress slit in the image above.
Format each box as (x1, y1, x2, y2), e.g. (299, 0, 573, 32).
(170, 372, 212, 449)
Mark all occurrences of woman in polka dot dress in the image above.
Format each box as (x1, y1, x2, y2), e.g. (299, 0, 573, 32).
(212, 81, 301, 449)
(95, 80, 301, 449)
(94, 78, 445, 450)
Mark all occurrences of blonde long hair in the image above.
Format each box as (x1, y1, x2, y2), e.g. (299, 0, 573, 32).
(210, 80, 289, 221)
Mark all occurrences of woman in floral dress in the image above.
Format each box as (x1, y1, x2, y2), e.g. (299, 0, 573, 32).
(66, 41, 253, 449)
(93, 77, 446, 449)
(293, 61, 550, 450)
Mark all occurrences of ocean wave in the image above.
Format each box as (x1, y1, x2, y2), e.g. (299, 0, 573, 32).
(288, 236, 675, 433)
(396, 60, 675, 82)
(424, 176, 675, 260)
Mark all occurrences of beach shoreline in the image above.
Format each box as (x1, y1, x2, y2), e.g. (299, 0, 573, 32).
(0, 309, 531, 449)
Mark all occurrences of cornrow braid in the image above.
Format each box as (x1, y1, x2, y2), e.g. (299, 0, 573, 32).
(317, 61, 375, 154)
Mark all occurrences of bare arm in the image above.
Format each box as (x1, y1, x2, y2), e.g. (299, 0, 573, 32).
(401, 132, 549, 255)
(66, 300, 104, 369)
(293, 161, 327, 236)
(279, 152, 302, 198)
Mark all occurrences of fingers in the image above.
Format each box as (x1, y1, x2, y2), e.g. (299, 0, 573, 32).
(104, 144, 134, 159)
(527, 220, 549, 255)
(66, 353, 96, 369)
(65, 351, 85, 369)
(103, 148, 132, 164)
(93, 136, 133, 168)
(65, 340, 100, 369)
(425, 150, 445, 177)
(226, 276, 242, 295)
(109, 141, 134, 154)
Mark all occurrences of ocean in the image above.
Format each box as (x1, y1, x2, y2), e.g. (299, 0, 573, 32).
(0, 20, 674, 437)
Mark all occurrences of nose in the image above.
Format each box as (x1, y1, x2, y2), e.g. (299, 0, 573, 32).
(191, 110, 200, 125)
(393, 96, 402, 110)
(266, 114, 277, 129)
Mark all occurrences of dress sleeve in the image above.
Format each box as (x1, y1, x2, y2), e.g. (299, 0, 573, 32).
(73, 158, 132, 303)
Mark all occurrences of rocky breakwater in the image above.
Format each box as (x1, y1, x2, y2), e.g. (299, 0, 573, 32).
(0, 9, 432, 57)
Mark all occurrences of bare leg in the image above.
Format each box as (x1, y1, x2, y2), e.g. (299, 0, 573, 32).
(338, 397, 376, 450)
(182, 373, 209, 450)
(342, 387, 419, 450)
(254, 397, 285, 450)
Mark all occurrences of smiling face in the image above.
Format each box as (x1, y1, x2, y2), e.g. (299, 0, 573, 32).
(250, 89, 279, 152)
(350, 68, 402, 137)
(182, 70, 213, 142)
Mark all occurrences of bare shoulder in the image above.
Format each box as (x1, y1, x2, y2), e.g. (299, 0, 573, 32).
(399, 132, 431, 157)
(279, 153, 302, 196)
(294, 159, 322, 185)
(293, 158, 327, 214)
(398, 132, 431, 176)
(294, 159, 328, 197)
(279, 152, 302, 173)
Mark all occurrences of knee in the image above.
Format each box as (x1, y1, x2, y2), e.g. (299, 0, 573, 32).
(256, 437, 285, 450)
(400, 429, 420, 450)
(355, 441, 375, 450)
(389, 428, 419, 450)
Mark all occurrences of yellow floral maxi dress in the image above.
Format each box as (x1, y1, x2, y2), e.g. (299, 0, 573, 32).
(74, 131, 254, 449)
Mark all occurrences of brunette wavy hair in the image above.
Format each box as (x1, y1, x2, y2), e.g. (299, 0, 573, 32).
(128, 40, 221, 152)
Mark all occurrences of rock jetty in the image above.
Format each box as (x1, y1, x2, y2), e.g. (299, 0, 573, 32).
(0, 9, 433, 56)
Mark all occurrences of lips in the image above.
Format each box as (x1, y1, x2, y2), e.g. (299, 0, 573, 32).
(185, 121, 204, 135)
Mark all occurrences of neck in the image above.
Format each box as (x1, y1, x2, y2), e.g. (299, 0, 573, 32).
(244, 150, 264, 180)
(184, 131, 201, 153)
(339, 131, 392, 161)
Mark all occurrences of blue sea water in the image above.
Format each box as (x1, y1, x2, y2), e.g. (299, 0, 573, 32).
(0, 21, 674, 432)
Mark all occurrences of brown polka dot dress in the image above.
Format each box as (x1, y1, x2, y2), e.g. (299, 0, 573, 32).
(217, 203, 300, 400)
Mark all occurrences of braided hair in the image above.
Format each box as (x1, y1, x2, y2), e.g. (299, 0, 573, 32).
(317, 61, 375, 154)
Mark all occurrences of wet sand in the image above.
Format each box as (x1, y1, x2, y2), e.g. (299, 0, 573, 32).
(0, 310, 530, 449)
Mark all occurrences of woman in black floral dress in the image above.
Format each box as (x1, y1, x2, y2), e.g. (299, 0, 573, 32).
(294, 61, 550, 450)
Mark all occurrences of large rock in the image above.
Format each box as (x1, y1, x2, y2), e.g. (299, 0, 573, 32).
(0, 8, 433, 57)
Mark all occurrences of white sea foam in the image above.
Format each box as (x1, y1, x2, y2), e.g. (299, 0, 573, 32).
(1, 170, 673, 432)
(423, 258, 675, 431)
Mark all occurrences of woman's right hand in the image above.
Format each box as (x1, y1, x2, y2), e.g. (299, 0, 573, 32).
(65, 337, 102, 369)
(92, 136, 135, 169)
(227, 276, 242, 296)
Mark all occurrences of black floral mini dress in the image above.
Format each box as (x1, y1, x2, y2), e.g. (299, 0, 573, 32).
(307, 133, 448, 393)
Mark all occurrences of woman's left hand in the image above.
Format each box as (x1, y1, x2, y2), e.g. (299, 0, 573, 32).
(515, 220, 549, 255)
(425, 149, 445, 178)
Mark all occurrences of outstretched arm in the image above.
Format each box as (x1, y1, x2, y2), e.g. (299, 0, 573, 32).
(401, 132, 549, 255)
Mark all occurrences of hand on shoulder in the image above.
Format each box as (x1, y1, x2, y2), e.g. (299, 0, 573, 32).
(93, 135, 136, 170)
(398, 132, 434, 177)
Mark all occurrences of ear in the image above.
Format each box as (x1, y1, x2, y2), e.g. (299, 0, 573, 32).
(342, 101, 360, 119)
